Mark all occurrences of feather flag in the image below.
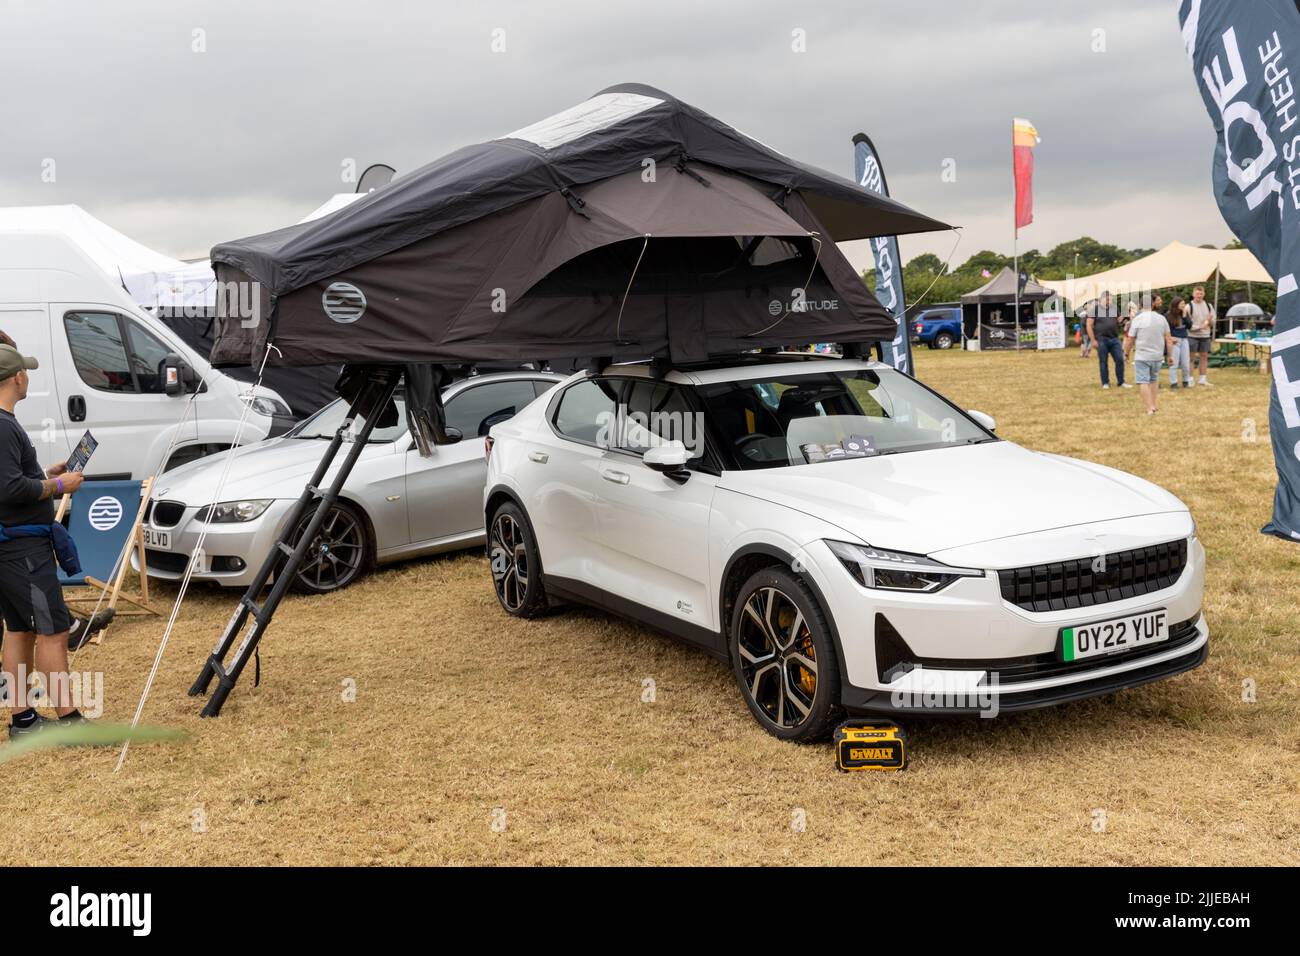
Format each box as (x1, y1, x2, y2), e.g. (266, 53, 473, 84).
(1013, 117, 1040, 235)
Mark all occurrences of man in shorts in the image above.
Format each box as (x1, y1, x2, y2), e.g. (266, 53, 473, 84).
(0, 344, 88, 738)
(1187, 285, 1216, 385)
(1125, 305, 1176, 415)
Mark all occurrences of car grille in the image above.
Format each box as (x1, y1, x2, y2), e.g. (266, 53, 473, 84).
(145, 549, 190, 574)
(997, 539, 1188, 612)
(148, 500, 187, 528)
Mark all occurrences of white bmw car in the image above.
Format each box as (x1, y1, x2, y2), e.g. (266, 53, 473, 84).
(483, 355, 1207, 741)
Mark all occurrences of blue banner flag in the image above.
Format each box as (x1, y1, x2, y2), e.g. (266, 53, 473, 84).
(1182, 0, 1300, 541)
(853, 133, 913, 375)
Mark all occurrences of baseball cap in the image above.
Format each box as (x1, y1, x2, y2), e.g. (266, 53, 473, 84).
(0, 344, 39, 381)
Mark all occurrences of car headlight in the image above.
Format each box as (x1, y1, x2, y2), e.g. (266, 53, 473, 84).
(241, 393, 291, 418)
(825, 540, 982, 593)
(199, 499, 273, 523)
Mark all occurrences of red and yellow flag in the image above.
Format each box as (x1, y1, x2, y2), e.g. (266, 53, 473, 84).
(1012, 117, 1040, 235)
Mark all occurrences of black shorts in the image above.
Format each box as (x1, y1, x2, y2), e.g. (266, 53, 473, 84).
(1188, 336, 1212, 354)
(0, 548, 72, 635)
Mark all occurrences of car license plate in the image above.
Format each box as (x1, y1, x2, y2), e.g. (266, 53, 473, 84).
(143, 529, 171, 550)
(1060, 608, 1168, 662)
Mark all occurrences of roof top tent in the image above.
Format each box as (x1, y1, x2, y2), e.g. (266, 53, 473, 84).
(959, 266, 1054, 350)
(189, 83, 951, 716)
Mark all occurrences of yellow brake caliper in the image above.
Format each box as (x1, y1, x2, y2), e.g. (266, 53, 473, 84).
(781, 607, 817, 695)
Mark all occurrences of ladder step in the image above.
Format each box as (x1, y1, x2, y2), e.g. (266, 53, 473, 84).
(276, 541, 295, 557)
(240, 596, 265, 623)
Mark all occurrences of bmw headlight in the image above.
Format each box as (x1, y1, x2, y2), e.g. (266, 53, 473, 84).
(200, 499, 273, 523)
(241, 393, 291, 418)
(826, 540, 982, 593)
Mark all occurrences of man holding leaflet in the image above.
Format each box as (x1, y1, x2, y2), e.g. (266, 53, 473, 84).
(0, 344, 88, 738)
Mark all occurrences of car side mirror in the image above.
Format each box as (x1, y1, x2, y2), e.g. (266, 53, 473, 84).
(968, 409, 997, 432)
(643, 440, 692, 483)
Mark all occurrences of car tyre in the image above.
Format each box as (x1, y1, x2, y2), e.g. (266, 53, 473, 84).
(729, 566, 842, 742)
(934, 331, 955, 350)
(488, 501, 548, 618)
(288, 500, 373, 594)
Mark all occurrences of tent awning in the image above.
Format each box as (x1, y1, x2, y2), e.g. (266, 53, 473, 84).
(1040, 241, 1274, 307)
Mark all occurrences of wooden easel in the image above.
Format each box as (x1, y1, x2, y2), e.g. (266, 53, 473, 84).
(57, 476, 159, 644)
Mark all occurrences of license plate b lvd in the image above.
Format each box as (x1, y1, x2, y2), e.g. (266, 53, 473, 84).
(1060, 608, 1168, 662)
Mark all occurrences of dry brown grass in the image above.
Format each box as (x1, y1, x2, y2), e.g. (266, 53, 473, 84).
(3, 347, 1298, 866)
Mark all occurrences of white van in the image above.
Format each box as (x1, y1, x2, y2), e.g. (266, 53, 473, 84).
(0, 229, 293, 479)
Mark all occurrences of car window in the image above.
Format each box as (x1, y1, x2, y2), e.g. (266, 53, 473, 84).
(553, 378, 619, 445)
(291, 394, 410, 443)
(445, 380, 540, 437)
(619, 380, 703, 458)
(64, 312, 135, 393)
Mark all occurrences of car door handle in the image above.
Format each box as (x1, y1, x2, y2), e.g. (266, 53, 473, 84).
(528, 451, 549, 464)
(67, 395, 86, 422)
(602, 469, 629, 485)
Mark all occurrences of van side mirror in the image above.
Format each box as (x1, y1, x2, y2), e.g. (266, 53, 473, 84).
(162, 353, 187, 396)
(968, 409, 997, 432)
(643, 440, 692, 483)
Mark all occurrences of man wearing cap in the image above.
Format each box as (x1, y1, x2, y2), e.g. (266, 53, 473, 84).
(0, 344, 87, 738)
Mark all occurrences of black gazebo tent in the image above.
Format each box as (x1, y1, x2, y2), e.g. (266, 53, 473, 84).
(959, 266, 1054, 350)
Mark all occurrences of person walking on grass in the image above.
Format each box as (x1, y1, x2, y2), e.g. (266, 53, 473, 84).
(1187, 285, 1215, 385)
(1125, 304, 1176, 415)
(1166, 296, 1193, 388)
(1087, 291, 1129, 389)
(0, 344, 89, 739)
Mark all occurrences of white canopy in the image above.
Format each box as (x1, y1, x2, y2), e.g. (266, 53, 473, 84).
(1, 193, 379, 312)
(1040, 240, 1274, 308)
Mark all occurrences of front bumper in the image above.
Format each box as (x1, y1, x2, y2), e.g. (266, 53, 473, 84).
(800, 535, 1208, 716)
(132, 499, 297, 589)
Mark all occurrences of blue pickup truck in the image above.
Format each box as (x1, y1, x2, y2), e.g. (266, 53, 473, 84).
(911, 305, 962, 349)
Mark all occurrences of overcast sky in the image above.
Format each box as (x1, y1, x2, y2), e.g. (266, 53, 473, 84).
(0, 0, 1225, 274)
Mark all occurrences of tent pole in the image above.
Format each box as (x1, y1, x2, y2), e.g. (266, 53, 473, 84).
(1214, 264, 1221, 335)
(1014, 235, 1020, 351)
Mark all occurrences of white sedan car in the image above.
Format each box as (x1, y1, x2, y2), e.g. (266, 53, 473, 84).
(484, 356, 1207, 741)
(137, 371, 561, 593)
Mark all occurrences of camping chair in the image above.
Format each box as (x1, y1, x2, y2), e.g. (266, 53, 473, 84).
(56, 478, 158, 643)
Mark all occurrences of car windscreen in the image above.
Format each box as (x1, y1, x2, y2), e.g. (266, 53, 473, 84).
(695, 368, 993, 469)
(289, 393, 410, 443)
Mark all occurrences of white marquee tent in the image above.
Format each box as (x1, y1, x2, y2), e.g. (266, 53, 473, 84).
(1040, 240, 1274, 310)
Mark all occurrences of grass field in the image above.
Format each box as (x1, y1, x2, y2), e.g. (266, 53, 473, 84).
(3, 347, 1298, 866)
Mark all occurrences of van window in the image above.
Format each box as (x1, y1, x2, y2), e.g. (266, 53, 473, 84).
(64, 312, 177, 394)
(64, 312, 134, 392)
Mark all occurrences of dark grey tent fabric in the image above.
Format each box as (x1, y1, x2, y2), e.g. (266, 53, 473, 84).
(959, 266, 1054, 304)
(209, 84, 949, 368)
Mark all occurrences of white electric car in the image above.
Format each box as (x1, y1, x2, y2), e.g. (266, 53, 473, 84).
(484, 355, 1207, 741)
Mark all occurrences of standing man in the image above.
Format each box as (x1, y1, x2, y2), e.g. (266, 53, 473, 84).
(1125, 304, 1176, 414)
(1187, 285, 1216, 385)
(0, 344, 86, 738)
(1087, 291, 1129, 389)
